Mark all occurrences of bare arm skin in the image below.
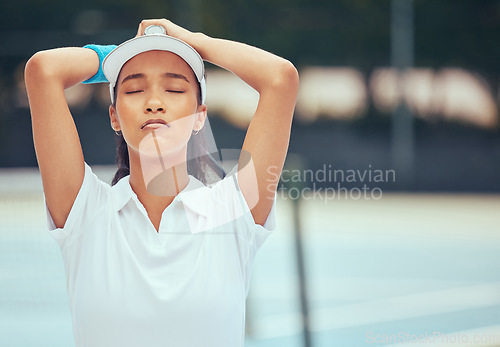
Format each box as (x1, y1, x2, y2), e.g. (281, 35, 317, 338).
(137, 19, 300, 226)
(25, 48, 99, 228)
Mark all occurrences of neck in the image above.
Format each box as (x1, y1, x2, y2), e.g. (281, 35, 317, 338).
(128, 145, 190, 209)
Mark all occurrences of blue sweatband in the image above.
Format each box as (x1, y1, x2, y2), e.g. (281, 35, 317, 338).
(82, 44, 117, 84)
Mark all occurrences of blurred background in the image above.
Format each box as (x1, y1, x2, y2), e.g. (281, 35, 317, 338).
(0, 0, 499, 346)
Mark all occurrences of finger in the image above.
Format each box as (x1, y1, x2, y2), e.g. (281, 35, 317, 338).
(136, 20, 148, 37)
(136, 22, 143, 37)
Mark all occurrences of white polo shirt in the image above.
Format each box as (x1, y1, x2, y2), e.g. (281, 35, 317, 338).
(47, 162, 276, 347)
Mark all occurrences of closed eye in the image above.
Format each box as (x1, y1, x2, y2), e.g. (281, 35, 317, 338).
(125, 90, 143, 94)
(166, 90, 185, 93)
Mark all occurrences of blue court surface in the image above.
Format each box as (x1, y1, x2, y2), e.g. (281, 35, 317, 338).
(1, 167, 499, 346)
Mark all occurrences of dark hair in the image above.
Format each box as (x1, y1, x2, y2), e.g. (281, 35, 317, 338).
(111, 73, 223, 186)
(112, 135, 130, 185)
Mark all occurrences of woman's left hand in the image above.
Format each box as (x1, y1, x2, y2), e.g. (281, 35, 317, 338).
(136, 18, 193, 42)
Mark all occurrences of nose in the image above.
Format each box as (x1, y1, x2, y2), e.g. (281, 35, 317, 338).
(144, 91, 166, 113)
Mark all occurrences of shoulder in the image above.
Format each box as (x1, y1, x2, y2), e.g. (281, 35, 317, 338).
(69, 162, 114, 208)
(47, 162, 113, 240)
(180, 168, 275, 232)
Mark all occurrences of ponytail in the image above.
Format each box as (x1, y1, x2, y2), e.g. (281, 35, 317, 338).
(111, 135, 130, 186)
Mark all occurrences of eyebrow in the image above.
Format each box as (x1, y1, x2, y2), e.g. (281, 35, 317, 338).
(163, 72, 190, 83)
(120, 72, 190, 85)
(121, 73, 145, 84)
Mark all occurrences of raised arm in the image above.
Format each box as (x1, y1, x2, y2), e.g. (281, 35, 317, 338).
(25, 48, 100, 228)
(137, 19, 299, 225)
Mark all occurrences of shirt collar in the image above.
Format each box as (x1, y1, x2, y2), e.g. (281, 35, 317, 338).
(111, 174, 209, 217)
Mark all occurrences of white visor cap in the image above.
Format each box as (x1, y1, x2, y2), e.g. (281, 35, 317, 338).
(102, 34, 206, 104)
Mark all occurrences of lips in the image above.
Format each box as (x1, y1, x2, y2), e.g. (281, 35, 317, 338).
(141, 119, 169, 130)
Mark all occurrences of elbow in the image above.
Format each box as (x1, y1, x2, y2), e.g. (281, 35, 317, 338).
(272, 59, 300, 94)
(24, 51, 55, 85)
(25, 52, 43, 80)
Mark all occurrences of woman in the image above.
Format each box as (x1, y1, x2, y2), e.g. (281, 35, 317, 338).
(25, 19, 298, 347)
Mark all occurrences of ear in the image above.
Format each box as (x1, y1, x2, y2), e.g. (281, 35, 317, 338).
(109, 105, 121, 132)
(194, 104, 207, 131)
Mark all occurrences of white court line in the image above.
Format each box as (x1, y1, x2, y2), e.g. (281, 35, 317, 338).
(386, 325, 500, 346)
(251, 283, 500, 339)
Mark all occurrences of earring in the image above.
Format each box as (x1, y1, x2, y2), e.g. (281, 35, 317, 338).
(192, 129, 200, 135)
(115, 130, 122, 136)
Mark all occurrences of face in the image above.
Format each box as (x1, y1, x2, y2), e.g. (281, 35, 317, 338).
(109, 50, 206, 159)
